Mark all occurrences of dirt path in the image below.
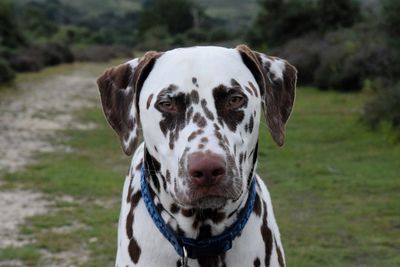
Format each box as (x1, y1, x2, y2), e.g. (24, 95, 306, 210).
(0, 63, 104, 266)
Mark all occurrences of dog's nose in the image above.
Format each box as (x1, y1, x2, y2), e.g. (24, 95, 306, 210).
(188, 152, 226, 187)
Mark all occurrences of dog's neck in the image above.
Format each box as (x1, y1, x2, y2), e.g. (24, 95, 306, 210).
(142, 149, 250, 239)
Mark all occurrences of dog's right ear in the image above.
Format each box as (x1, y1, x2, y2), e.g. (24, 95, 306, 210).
(97, 51, 161, 155)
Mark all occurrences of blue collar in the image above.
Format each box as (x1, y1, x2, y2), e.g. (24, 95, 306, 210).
(140, 166, 257, 259)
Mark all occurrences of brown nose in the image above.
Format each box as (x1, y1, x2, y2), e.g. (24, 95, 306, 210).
(188, 152, 226, 187)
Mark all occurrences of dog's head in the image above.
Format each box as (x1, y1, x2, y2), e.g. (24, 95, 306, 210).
(97, 45, 296, 209)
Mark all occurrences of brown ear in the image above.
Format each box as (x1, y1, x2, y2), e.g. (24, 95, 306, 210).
(96, 51, 161, 155)
(237, 44, 297, 146)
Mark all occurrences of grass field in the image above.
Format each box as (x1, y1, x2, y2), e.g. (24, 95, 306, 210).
(1, 83, 399, 266)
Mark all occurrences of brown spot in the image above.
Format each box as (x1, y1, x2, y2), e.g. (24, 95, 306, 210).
(181, 208, 194, 217)
(170, 203, 180, 214)
(239, 153, 244, 165)
(131, 191, 142, 210)
(166, 169, 171, 182)
(245, 86, 253, 95)
(126, 192, 141, 236)
(169, 132, 175, 150)
(253, 193, 262, 216)
(213, 85, 248, 132)
(128, 237, 141, 263)
(126, 175, 134, 203)
(261, 201, 273, 266)
(144, 149, 161, 192)
(135, 160, 142, 171)
(223, 135, 230, 146)
(200, 137, 208, 143)
(201, 99, 215, 121)
(146, 93, 154, 109)
(254, 257, 261, 267)
(249, 81, 259, 97)
(248, 115, 254, 133)
(192, 209, 226, 229)
(193, 112, 207, 128)
(186, 106, 194, 125)
(275, 239, 285, 267)
(198, 143, 205, 149)
(192, 77, 199, 87)
(188, 131, 198, 142)
(190, 90, 200, 104)
(157, 85, 189, 137)
(231, 78, 240, 87)
(156, 203, 163, 214)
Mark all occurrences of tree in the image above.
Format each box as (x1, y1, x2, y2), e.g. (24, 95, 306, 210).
(248, 0, 318, 47)
(382, 0, 400, 49)
(138, 0, 195, 35)
(0, 1, 26, 48)
(248, 0, 361, 48)
(317, 0, 361, 33)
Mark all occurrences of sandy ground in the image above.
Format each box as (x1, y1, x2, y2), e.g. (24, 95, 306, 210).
(0, 65, 101, 266)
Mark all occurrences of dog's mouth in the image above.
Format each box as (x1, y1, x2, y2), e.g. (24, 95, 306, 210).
(190, 196, 227, 209)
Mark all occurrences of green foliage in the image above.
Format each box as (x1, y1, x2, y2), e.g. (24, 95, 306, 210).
(138, 0, 195, 35)
(0, 1, 26, 48)
(317, 0, 361, 33)
(248, 0, 361, 47)
(362, 82, 400, 135)
(248, 0, 318, 47)
(7, 43, 73, 72)
(382, 0, 400, 49)
(0, 58, 15, 83)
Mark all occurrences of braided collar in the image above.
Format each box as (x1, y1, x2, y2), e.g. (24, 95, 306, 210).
(140, 165, 257, 259)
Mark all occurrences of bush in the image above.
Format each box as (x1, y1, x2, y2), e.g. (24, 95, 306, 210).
(138, 0, 194, 35)
(382, 0, 400, 48)
(37, 43, 74, 65)
(72, 45, 133, 62)
(8, 43, 74, 72)
(135, 26, 173, 51)
(0, 58, 15, 84)
(362, 82, 400, 134)
(248, 0, 319, 47)
(271, 35, 323, 85)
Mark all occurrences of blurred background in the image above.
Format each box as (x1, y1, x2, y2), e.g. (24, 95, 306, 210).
(0, 0, 399, 266)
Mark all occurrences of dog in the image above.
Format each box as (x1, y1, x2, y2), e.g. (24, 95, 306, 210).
(97, 45, 297, 267)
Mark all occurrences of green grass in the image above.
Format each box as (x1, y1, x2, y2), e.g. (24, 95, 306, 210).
(1, 86, 399, 266)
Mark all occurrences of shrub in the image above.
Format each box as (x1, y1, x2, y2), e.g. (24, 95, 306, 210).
(271, 35, 323, 85)
(362, 82, 400, 134)
(72, 45, 133, 62)
(317, 0, 361, 33)
(138, 0, 194, 35)
(314, 45, 364, 91)
(8, 43, 74, 72)
(37, 43, 74, 65)
(248, 0, 319, 47)
(382, 0, 400, 48)
(0, 58, 15, 84)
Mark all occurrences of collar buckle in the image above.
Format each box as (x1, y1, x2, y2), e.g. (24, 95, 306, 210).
(179, 246, 189, 267)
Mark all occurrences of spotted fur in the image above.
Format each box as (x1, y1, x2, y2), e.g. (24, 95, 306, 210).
(97, 45, 296, 267)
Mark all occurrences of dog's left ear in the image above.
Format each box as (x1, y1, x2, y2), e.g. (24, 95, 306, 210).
(97, 51, 161, 155)
(236, 44, 297, 146)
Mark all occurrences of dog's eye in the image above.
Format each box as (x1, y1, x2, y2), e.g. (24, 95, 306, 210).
(157, 98, 177, 113)
(227, 94, 245, 109)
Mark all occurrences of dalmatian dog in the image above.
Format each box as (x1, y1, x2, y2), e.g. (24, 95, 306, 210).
(97, 45, 297, 267)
